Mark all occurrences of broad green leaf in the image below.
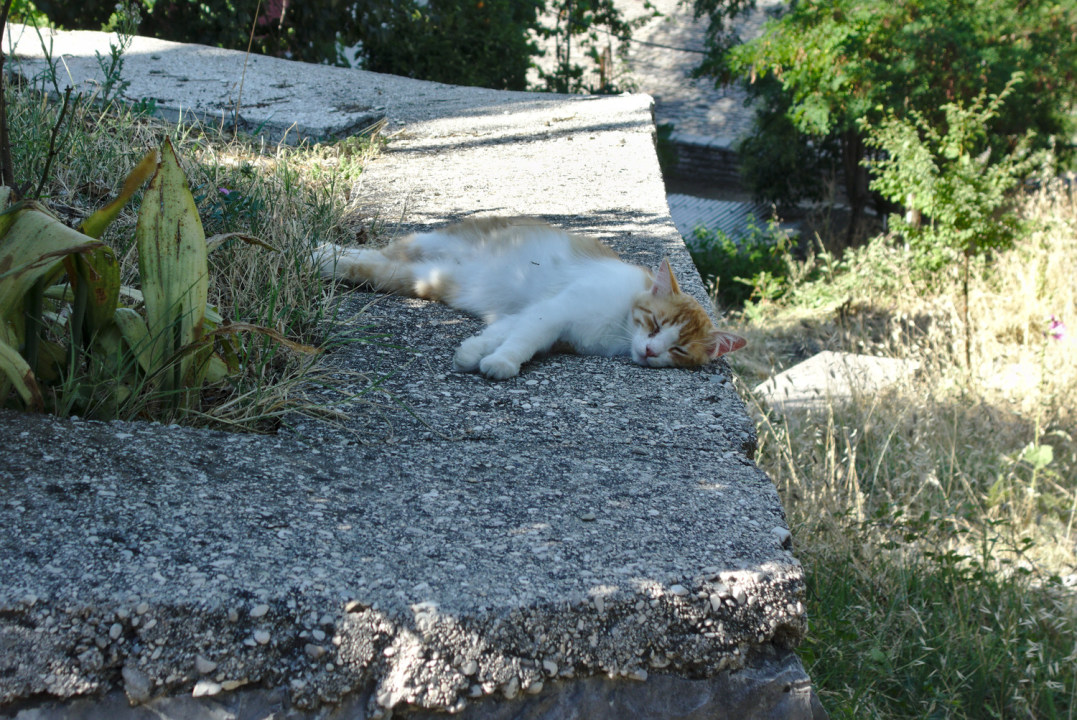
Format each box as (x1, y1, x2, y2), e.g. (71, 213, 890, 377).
(42, 284, 75, 302)
(113, 307, 154, 374)
(204, 304, 224, 330)
(79, 149, 158, 240)
(202, 352, 230, 383)
(135, 138, 209, 401)
(73, 245, 121, 335)
(0, 201, 103, 345)
(0, 336, 43, 410)
(1020, 442, 1054, 471)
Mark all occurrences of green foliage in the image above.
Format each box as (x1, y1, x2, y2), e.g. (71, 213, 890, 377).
(92, 0, 139, 107)
(30, 0, 543, 90)
(0, 126, 322, 419)
(5, 0, 48, 25)
(687, 216, 793, 307)
(360, 0, 541, 90)
(33, 0, 364, 67)
(735, 77, 840, 205)
(864, 75, 1040, 274)
(3, 143, 214, 414)
(697, 0, 1077, 212)
(686, 0, 757, 82)
(534, 0, 656, 94)
(29, 0, 646, 94)
(800, 512, 1076, 719)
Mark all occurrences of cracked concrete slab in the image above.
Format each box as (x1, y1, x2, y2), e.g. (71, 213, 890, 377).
(1, 24, 818, 720)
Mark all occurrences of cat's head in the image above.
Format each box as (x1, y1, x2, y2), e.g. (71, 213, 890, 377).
(630, 259, 746, 368)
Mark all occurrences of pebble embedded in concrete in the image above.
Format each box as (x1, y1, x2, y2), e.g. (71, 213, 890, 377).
(195, 655, 218, 675)
(192, 679, 222, 697)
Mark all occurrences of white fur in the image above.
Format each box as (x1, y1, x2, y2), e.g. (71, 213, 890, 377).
(319, 224, 665, 379)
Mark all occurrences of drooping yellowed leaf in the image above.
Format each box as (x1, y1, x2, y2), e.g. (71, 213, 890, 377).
(134, 138, 209, 400)
(206, 321, 321, 355)
(0, 336, 43, 411)
(79, 149, 158, 240)
(0, 201, 103, 345)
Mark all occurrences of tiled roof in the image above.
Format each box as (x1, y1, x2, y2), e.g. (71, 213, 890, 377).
(667, 193, 768, 241)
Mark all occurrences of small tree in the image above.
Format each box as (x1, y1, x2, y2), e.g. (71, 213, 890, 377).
(864, 75, 1042, 365)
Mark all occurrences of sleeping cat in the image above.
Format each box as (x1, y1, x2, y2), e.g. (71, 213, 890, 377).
(316, 217, 746, 379)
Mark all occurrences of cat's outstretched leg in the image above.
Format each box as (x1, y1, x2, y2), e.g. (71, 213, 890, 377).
(452, 321, 513, 373)
(315, 240, 459, 301)
(456, 304, 565, 379)
(314, 245, 415, 292)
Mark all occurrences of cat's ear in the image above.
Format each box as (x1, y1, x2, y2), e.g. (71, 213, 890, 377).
(652, 258, 681, 296)
(707, 330, 747, 358)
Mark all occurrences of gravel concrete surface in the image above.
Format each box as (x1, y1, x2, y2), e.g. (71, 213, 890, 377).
(0, 24, 816, 719)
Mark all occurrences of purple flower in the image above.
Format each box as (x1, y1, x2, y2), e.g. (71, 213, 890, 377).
(218, 187, 232, 197)
(1047, 315, 1066, 342)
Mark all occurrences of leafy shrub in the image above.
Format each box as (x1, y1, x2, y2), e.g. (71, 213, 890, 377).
(735, 78, 841, 207)
(32, 0, 361, 66)
(360, 0, 541, 90)
(533, 0, 656, 94)
(687, 216, 793, 308)
(864, 75, 1040, 275)
(30, 0, 644, 94)
(698, 0, 1077, 223)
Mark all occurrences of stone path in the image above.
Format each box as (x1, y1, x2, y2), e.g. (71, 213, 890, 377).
(755, 351, 922, 414)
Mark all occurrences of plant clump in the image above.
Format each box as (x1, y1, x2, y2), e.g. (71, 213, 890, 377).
(0, 70, 381, 430)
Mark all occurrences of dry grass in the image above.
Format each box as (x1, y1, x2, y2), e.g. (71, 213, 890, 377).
(8, 82, 383, 429)
(722, 180, 1077, 718)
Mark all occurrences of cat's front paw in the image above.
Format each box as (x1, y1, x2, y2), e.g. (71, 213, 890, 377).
(453, 337, 487, 373)
(479, 354, 521, 380)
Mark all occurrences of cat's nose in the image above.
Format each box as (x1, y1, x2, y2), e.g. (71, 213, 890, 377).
(645, 346, 658, 358)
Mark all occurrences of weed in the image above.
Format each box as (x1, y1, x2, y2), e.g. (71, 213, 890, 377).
(688, 215, 796, 309)
(3, 77, 383, 430)
(722, 179, 1077, 718)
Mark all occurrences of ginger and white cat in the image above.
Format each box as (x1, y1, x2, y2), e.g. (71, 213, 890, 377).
(316, 217, 745, 379)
